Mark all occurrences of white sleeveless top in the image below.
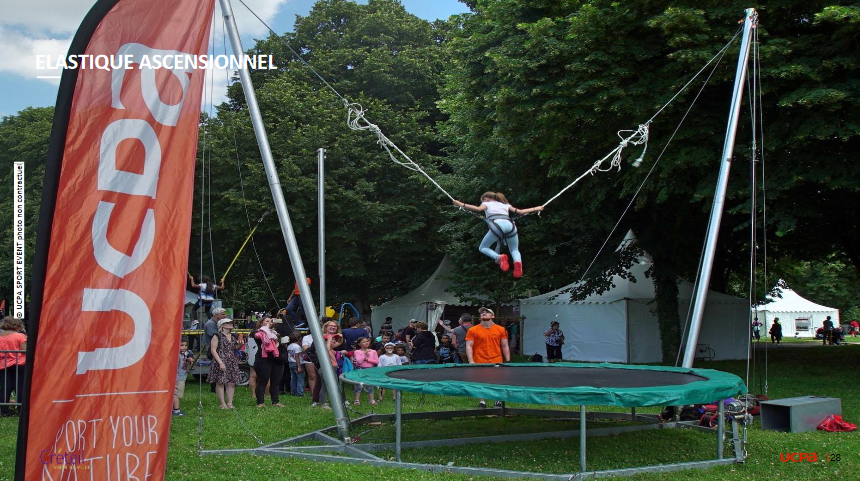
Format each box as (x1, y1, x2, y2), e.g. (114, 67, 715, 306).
(482, 201, 511, 218)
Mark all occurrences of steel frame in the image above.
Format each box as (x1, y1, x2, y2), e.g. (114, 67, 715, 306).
(203, 400, 745, 479)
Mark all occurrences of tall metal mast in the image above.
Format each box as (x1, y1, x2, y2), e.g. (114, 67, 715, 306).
(682, 8, 758, 368)
(318, 148, 326, 317)
(219, 0, 351, 439)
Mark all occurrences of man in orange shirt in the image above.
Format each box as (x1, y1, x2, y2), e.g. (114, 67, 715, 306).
(466, 307, 510, 408)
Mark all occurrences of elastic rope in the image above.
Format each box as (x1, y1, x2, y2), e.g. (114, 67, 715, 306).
(196, 11, 218, 457)
(222, 18, 282, 309)
(542, 27, 742, 208)
(755, 26, 769, 395)
(581, 40, 732, 289)
(205, 22, 219, 295)
(236, 0, 474, 209)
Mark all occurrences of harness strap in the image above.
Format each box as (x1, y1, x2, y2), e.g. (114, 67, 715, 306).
(484, 215, 518, 245)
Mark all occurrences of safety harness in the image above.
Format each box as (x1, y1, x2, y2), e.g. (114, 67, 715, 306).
(484, 214, 518, 246)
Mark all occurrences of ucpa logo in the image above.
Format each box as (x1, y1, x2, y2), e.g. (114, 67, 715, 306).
(780, 453, 818, 462)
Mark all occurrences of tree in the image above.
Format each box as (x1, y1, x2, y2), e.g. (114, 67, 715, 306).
(440, 0, 860, 362)
(0, 108, 53, 308)
(189, 0, 454, 315)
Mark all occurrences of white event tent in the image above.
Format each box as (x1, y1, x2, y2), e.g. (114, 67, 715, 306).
(521, 232, 751, 363)
(371, 255, 480, 332)
(756, 285, 840, 337)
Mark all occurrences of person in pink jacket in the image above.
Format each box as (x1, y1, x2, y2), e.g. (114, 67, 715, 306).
(352, 336, 379, 405)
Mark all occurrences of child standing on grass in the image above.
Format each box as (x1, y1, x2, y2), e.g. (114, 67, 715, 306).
(352, 337, 379, 405)
(286, 332, 304, 397)
(437, 335, 458, 363)
(395, 344, 410, 365)
(377, 342, 401, 401)
(173, 337, 194, 416)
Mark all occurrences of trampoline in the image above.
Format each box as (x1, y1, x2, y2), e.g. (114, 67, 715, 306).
(344, 362, 744, 407)
(207, 363, 747, 480)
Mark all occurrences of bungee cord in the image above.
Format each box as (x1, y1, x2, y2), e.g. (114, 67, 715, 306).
(236, 0, 742, 215)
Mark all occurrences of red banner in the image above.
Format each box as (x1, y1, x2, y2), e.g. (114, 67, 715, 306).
(18, 0, 215, 479)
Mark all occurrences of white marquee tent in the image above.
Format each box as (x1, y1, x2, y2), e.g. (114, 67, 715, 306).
(521, 232, 751, 363)
(756, 285, 840, 338)
(371, 255, 479, 332)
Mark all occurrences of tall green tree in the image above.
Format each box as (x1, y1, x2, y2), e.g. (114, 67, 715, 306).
(0, 108, 53, 307)
(190, 0, 454, 314)
(440, 0, 860, 362)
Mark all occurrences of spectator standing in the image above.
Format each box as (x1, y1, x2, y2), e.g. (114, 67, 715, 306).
(395, 344, 411, 365)
(173, 337, 193, 416)
(286, 332, 304, 397)
(207, 318, 242, 409)
(751, 318, 762, 341)
(352, 337, 379, 405)
(769, 318, 783, 344)
(377, 343, 401, 401)
(402, 319, 418, 347)
(543, 322, 565, 362)
(850, 319, 859, 337)
(437, 335, 458, 363)
(466, 307, 510, 407)
(379, 317, 394, 337)
(251, 316, 285, 407)
(822, 316, 835, 345)
(342, 318, 369, 351)
(0, 318, 26, 417)
(507, 320, 520, 354)
(451, 313, 473, 363)
(411, 322, 437, 364)
(301, 332, 318, 395)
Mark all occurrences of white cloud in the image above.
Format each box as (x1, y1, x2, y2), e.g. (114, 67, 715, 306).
(1, 0, 289, 106)
(0, 26, 70, 84)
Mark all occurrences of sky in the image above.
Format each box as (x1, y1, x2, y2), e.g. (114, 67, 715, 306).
(0, 0, 471, 117)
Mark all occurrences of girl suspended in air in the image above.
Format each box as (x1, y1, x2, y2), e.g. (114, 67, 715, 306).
(453, 192, 544, 278)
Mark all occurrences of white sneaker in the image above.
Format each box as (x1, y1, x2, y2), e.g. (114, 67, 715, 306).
(311, 402, 319, 407)
(321, 403, 331, 410)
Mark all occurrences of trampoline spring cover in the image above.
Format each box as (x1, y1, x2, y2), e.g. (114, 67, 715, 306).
(342, 362, 745, 407)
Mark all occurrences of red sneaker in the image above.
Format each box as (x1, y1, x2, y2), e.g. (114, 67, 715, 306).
(498, 254, 509, 272)
(513, 261, 523, 279)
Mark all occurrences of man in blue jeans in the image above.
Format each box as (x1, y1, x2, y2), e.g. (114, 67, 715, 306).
(285, 278, 311, 326)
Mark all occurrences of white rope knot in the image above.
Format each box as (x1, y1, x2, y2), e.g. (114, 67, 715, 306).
(343, 101, 457, 202)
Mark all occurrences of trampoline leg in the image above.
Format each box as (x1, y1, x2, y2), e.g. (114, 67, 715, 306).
(717, 400, 725, 459)
(395, 390, 402, 462)
(580, 405, 587, 473)
(630, 407, 636, 421)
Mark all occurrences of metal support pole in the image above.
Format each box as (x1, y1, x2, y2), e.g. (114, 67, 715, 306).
(682, 8, 757, 368)
(579, 405, 587, 473)
(395, 390, 402, 462)
(318, 148, 325, 318)
(631, 407, 636, 421)
(219, 0, 350, 441)
(500, 401, 506, 417)
(717, 401, 725, 459)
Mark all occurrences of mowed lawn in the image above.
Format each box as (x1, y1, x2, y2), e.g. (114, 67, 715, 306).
(1, 343, 857, 480)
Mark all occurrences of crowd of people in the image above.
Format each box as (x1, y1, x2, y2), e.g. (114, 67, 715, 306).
(175, 305, 524, 413)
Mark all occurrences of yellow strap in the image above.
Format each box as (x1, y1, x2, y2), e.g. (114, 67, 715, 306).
(221, 223, 260, 280)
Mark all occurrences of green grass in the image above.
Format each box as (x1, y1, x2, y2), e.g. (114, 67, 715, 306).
(2, 345, 857, 480)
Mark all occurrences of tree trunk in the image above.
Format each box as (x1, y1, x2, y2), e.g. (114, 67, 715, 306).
(652, 259, 681, 365)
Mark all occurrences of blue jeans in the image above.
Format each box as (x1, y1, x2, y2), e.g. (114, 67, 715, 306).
(413, 359, 436, 365)
(479, 219, 521, 263)
(289, 363, 304, 396)
(286, 296, 304, 324)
